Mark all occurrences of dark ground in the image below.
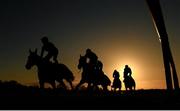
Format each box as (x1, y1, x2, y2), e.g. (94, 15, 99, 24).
(0, 80, 180, 110)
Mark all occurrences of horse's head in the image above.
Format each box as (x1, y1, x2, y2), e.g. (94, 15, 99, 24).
(78, 55, 87, 70)
(25, 49, 39, 70)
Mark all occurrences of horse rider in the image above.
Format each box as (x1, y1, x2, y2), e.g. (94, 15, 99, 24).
(40, 36, 59, 64)
(84, 48, 98, 70)
(113, 70, 120, 79)
(123, 65, 132, 81)
(112, 70, 121, 91)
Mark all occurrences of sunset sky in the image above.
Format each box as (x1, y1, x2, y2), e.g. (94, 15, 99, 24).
(0, 0, 180, 90)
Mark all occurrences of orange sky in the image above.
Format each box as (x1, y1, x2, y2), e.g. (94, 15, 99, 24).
(0, 0, 180, 90)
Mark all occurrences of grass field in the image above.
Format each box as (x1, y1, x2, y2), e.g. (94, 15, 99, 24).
(0, 80, 179, 110)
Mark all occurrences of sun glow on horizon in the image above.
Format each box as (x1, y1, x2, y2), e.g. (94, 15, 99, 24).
(108, 57, 141, 89)
(103, 54, 165, 90)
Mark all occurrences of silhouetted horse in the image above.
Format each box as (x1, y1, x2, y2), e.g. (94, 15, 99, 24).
(25, 49, 74, 89)
(76, 55, 111, 91)
(111, 76, 121, 92)
(123, 76, 136, 91)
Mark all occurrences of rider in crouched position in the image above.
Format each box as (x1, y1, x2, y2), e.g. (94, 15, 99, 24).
(40, 36, 59, 64)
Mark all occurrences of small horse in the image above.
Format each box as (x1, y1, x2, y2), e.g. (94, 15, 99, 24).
(123, 76, 136, 91)
(25, 49, 74, 89)
(111, 70, 121, 92)
(111, 78, 122, 92)
(75, 55, 111, 91)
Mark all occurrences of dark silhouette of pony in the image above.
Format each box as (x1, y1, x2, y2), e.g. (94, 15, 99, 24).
(25, 49, 74, 89)
(111, 70, 121, 92)
(123, 76, 136, 91)
(75, 55, 111, 91)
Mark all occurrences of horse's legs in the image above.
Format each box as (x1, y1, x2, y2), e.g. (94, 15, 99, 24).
(119, 88, 121, 92)
(119, 86, 121, 92)
(133, 85, 135, 90)
(93, 85, 99, 91)
(103, 85, 108, 91)
(130, 87, 132, 91)
(67, 79, 73, 90)
(133, 82, 136, 90)
(59, 80, 66, 89)
(39, 81, 44, 89)
(114, 87, 116, 91)
(50, 81, 56, 89)
(39, 81, 46, 95)
(87, 82, 91, 89)
(111, 87, 113, 91)
(75, 80, 85, 90)
(87, 82, 93, 90)
(112, 87, 115, 92)
(125, 86, 127, 91)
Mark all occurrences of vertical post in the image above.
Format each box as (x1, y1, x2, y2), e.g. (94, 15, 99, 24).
(146, 0, 179, 90)
(169, 47, 179, 90)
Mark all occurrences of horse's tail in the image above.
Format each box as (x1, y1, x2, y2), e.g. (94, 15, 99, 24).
(133, 79, 136, 90)
(66, 67, 75, 81)
(130, 77, 136, 90)
(69, 71, 75, 81)
(59, 64, 75, 81)
(104, 74, 111, 86)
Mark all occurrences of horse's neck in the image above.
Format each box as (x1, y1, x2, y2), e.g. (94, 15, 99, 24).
(82, 63, 92, 73)
(36, 58, 47, 70)
(83, 62, 88, 68)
